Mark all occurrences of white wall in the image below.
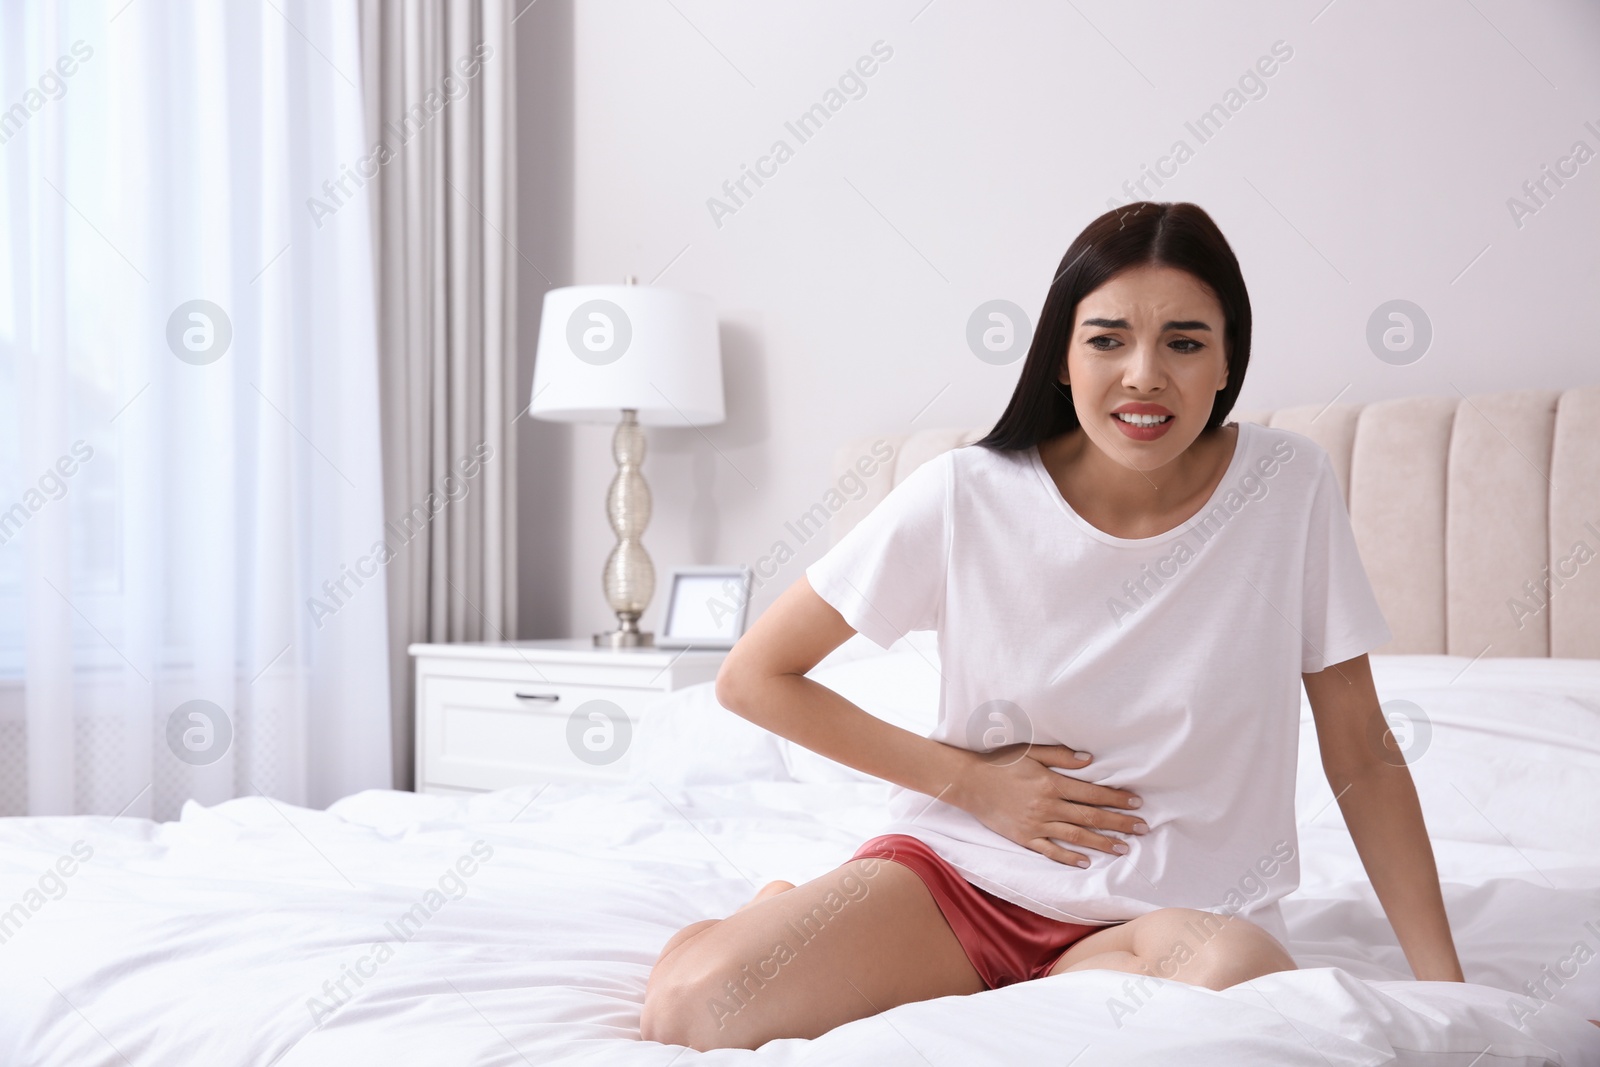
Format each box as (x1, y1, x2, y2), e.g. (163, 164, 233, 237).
(518, 0, 1600, 639)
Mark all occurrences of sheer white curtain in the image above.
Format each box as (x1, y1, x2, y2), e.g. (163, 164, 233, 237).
(0, 1, 392, 818)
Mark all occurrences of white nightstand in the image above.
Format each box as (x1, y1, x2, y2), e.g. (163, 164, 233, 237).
(408, 639, 729, 795)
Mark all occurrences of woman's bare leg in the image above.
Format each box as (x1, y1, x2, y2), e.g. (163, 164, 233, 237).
(1048, 907, 1297, 990)
(650, 880, 796, 966)
(640, 860, 984, 1051)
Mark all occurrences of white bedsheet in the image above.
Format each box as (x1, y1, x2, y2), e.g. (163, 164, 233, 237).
(1, 654, 1598, 1066)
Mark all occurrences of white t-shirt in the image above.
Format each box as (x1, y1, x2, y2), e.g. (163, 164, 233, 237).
(804, 421, 1392, 946)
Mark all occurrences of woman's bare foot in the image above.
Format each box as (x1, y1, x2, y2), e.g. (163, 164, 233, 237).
(735, 880, 795, 912)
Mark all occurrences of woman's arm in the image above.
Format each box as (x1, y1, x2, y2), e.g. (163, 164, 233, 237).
(716, 575, 1147, 865)
(1303, 653, 1465, 982)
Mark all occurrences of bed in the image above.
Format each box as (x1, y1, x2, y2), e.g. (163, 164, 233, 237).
(3, 387, 1599, 1065)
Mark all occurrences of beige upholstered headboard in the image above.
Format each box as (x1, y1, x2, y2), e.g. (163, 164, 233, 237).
(827, 387, 1600, 659)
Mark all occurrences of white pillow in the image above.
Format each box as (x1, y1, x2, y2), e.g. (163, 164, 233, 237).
(1295, 655, 1600, 857)
(630, 681, 795, 786)
(629, 631, 944, 787)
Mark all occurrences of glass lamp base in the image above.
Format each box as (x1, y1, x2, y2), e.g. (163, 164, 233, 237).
(594, 628, 654, 648)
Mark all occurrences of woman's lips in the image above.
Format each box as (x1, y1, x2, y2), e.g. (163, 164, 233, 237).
(1110, 412, 1174, 441)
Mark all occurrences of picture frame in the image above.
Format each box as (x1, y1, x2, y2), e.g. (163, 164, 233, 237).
(656, 565, 753, 649)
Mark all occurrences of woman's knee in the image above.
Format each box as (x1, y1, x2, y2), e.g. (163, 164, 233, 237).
(642, 917, 791, 1051)
(1134, 908, 1296, 991)
(639, 858, 976, 1049)
(641, 947, 737, 1050)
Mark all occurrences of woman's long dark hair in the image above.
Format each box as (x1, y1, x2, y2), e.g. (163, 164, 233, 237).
(972, 201, 1251, 452)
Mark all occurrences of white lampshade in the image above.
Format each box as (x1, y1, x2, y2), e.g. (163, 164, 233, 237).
(529, 284, 725, 426)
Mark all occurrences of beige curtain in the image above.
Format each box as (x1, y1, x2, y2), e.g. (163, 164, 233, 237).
(359, 0, 519, 789)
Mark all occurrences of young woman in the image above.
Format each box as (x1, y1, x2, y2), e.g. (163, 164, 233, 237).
(639, 201, 1465, 1052)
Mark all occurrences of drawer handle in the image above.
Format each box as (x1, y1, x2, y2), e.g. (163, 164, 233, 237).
(514, 691, 560, 703)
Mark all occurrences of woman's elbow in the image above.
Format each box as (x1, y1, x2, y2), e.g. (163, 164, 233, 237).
(714, 656, 755, 718)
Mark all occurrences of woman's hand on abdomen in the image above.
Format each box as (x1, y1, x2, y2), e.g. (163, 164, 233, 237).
(946, 743, 1149, 867)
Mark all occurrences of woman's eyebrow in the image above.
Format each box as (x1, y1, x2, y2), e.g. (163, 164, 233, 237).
(1080, 316, 1213, 331)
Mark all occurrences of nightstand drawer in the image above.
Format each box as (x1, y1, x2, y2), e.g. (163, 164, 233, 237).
(419, 675, 660, 791)
(409, 639, 729, 796)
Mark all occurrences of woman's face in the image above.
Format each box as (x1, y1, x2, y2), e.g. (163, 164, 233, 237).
(1061, 264, 1231, 472)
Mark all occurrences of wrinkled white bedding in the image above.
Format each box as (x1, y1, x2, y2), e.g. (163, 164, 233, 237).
(1, 649, 1598, 1066)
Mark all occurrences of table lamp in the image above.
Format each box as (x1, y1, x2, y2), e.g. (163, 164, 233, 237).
(529, 279, 725, 647)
